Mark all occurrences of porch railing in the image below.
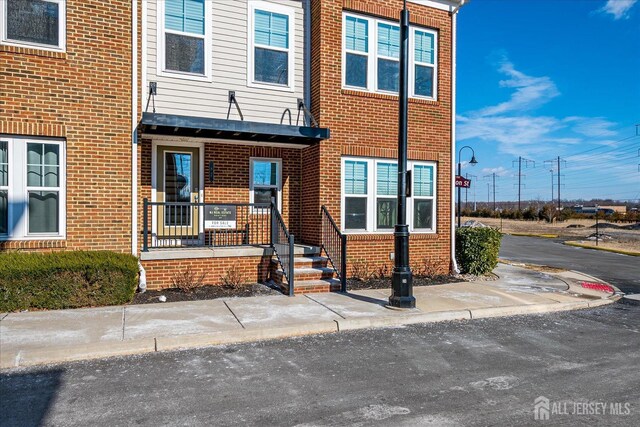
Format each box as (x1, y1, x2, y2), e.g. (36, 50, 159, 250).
(320, 205, 347, 292)
(271, 198, 294, 296)
(142, 199, 271, 251)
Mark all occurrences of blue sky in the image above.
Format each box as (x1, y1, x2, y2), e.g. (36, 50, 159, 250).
(456, 0, 640, 204)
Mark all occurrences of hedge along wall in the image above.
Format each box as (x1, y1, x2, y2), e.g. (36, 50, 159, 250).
(0, 251, 139, 312)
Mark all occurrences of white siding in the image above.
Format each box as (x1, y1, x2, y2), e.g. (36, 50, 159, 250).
(145, 0, 305, 124)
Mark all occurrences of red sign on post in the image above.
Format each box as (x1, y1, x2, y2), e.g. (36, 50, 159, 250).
(455, 175, 471, 188)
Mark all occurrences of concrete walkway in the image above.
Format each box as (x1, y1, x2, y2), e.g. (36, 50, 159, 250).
(0, 263, 620, 369)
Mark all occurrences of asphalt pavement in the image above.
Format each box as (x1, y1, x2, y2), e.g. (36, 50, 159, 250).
(1, 303, 638, 426)
(500, 234, 639, 295)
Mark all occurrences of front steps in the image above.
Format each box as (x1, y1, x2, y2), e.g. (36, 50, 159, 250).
(270, 246, 342, 295)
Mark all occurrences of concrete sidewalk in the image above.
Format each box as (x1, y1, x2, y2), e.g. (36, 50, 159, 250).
(0, 263, 620, 369)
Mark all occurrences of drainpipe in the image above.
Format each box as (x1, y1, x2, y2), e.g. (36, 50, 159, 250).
(303, 0, 312, 110)
(450, 1, 466, 274)
(131, 0, 138, 256)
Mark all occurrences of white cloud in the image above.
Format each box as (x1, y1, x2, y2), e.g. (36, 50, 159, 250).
(598, 0, 637, 20)
(480, 166, 510, 177)
(457, 58, 620, 157)
(477, 60, 559, 116)
(564, 117, 618, 137)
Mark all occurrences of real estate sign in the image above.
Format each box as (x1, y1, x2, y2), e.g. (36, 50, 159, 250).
(205, 206, 237, 229)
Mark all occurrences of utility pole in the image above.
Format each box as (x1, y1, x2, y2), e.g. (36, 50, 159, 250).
(545, 157, 566, 211)
(484, 173, 497, 211)
(465, 173, 477, 211)
(512, 157, 535, 211)
(550, 170, 554, 203)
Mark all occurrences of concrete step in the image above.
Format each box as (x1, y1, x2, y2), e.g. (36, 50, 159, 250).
(275, 278, 342, 295)
(270, 255, 330, 269)
(272, 266, 337, 283)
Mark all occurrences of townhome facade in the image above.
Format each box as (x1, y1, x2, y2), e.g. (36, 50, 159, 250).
(0, 0, 135, 253)
(2, 0, 463, 295)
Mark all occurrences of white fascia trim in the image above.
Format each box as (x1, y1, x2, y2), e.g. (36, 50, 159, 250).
(132, 0, 138, 255)
(408, 0, 463, 12)
(450, 12, 459, 273)
(247, 0, 296, 93)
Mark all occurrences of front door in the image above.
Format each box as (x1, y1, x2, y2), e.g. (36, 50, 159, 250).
(156, 146, 200, 242)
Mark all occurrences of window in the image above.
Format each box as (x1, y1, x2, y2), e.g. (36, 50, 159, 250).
(344, 160, 368, 230)
(342, 12, 438, 100)
(344, 15, 368, 89)
(412, 164, 435, 230)
(412, 29, 436, 98)
(1, 0, 66, 51)
(0, 136, 65, 239)
(342, 157, 436, 233)
(376, 23, 400, 93)
(248, 2, 294, 90)
(250, 158, 281, 209)
(159, 0, 210, 78)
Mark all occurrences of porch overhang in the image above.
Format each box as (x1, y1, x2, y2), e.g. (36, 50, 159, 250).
(139, 112, 330, 145)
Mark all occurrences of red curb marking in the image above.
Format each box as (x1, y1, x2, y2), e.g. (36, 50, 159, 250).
(581, 282, 614, 293)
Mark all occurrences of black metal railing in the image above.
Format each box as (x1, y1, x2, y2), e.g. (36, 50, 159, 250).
(142, 199, 271, 250)
(320, 205, 347, 292)
(271, 198, 294, 296)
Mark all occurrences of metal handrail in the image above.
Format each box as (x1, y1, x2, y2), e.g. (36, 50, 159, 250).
(270, 199, 295, 296)
(320, 205, 347, 292)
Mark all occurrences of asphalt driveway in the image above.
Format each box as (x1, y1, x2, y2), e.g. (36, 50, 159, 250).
(500, 235, 639, 294)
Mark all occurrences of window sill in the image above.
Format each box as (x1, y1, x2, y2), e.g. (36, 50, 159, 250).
(341, 88, 439, 105)
(247, 80, 295, 93)
(341, 231, 439, 240)
(158, 69, 212, 83)
(0, 238, 67, 250)
(0, 44, 67, 59)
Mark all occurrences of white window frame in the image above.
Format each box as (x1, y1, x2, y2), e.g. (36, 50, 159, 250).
(342, 14, 372, 91)
(0, 0, 66, 52)
(157, 0, 212, 82)
(341, 12, 438, 101)
(409, 27, 438, 99)
(247, 1, 295, 92)
(0, 135, 66, 240)
(341, 157, 436, 234)
(249, 157, 282, 212)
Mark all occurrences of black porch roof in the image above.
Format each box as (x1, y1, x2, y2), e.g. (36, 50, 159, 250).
(139, 112, 330, 145)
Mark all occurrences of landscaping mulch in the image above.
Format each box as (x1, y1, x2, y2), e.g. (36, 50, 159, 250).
(347, 274, 465, 291)
(131, 282, 281, 305)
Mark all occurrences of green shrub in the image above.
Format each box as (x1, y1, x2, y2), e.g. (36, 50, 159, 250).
(455, 227, 502, 275)
(0, 251, 139, 312)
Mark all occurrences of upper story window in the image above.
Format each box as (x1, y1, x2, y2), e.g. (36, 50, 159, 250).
(0, 0, 66, 51)
(159, 0, 211, 80)
(248, 1, 295, 91)
(342, 12, 438, 100)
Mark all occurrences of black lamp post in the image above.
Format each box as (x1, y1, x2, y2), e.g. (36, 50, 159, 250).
(457, 146, 477, 228)
(389, 0, 414, 309)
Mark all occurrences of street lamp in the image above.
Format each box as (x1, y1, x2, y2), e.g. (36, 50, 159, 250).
(389, 0, 414, 309)
(457, 146, 478, 227)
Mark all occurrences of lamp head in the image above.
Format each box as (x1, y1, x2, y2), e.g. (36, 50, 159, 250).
(469, 155, 478, 166)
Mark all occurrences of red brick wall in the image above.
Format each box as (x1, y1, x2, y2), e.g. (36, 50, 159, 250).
(0, 0, 134, 252)
(308, 0, 454, 274)
(141, 256, 272, 290)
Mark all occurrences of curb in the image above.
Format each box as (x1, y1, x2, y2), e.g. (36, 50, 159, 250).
(0, 300, 617, 370)
(563, 242, 640, 257)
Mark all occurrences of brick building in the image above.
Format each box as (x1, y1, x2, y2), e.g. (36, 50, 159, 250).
(0, 0, 135, 253)
(2, 0, 464, 294)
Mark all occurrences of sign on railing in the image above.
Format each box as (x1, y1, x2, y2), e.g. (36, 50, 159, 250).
(205, 206, 236, 229)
